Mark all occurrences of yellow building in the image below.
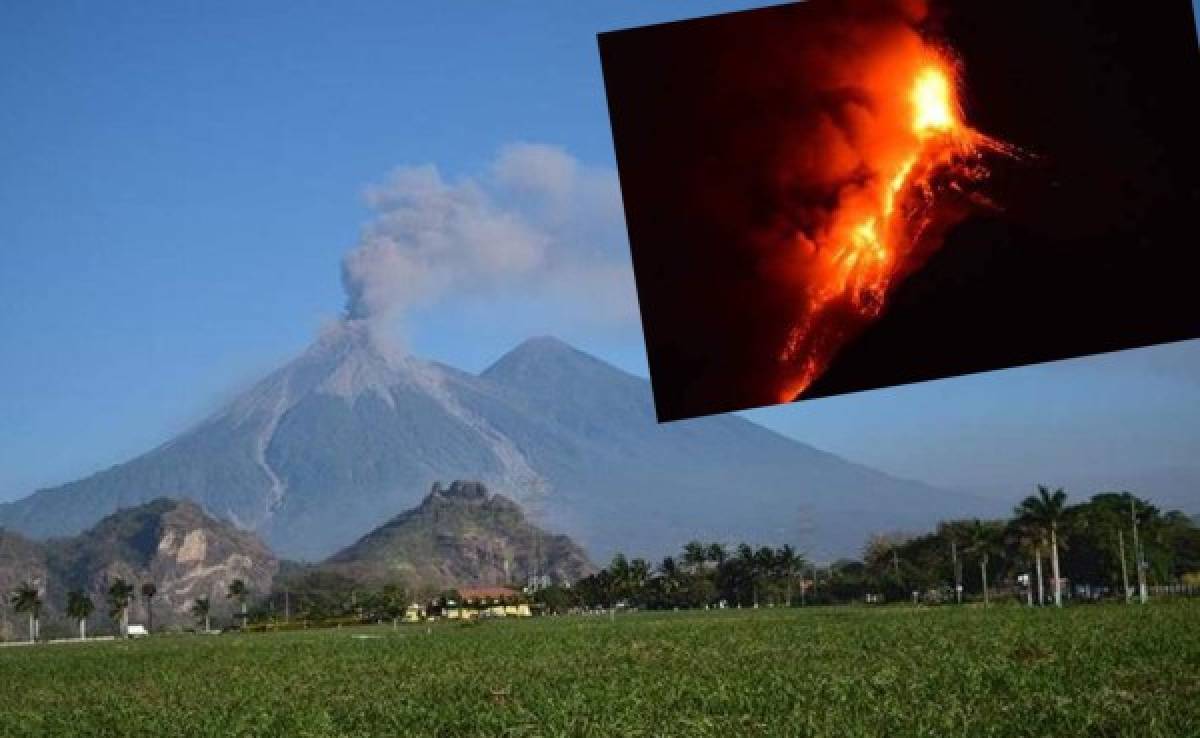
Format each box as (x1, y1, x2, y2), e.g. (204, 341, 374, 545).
(433, 586, 532, 618)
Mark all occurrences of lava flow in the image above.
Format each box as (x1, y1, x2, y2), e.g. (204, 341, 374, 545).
(777, 48, 1015, 402)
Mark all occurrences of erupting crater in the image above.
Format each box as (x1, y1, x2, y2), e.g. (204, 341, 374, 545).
(777, 48, 1017, 402)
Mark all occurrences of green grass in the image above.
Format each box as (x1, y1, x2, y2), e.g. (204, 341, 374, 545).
(1, 602, 1198, 737)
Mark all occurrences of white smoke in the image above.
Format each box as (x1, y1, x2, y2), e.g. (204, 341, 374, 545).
(340, 143, 635, 334)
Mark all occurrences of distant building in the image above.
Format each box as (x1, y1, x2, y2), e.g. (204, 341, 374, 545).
(428, 586, 532, 619)
(526, 574, 553, 591)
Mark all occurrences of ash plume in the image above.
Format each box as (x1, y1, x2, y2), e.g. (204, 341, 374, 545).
(339, 143, 633, 344)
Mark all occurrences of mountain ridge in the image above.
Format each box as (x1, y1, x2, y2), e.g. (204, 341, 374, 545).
(0, 328, 986, 562)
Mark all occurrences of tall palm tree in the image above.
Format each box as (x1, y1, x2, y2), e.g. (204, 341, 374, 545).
(1016, 486, 1068, 607)
(966, 520, 1004, 606)
(706, 542, 728, 567)
(657, 556, 681, 600)
(938, 521, 971, 604)
(141, 582, 157, 633)
(191, 597, 211, 632)
(107, 579, 135, 636)
(658, 555, 680, 581)
(1006, 520, 1043, 607)
(10, 581, 42, 642)
(629, 558, 650, 602)
(682, 541, 708, 573)
(753, 547, 778, 607)
(227, 579, 248, 623)
(776, 545, 803, 607)
(66, 590, 94, 640)
(736, 544, 756, 606)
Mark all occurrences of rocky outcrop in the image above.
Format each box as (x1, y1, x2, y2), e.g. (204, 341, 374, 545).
(1, 499, 276, 628)
(317, 480, 595, 590)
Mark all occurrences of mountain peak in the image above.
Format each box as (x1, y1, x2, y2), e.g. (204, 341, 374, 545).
(485, 335, 581, 370)
(482, 334, 635, 386)
(514, 335, 574, 352)
(429, 480, 490, 503)
(261, 319, 452, 411)
(320, 480, 595, 588)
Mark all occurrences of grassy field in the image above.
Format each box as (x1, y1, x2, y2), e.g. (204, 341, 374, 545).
(1, 602, 1197, 737)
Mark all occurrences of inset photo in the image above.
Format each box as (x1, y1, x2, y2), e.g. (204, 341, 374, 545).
(600, 0, 1200, 421)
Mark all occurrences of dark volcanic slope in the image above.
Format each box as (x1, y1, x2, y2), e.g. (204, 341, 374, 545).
(0, 325, 984, 562)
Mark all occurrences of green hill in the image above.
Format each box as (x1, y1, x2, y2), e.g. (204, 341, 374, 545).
(317, 480, 595, 590)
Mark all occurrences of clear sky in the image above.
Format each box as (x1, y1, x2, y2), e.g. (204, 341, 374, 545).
(2, 1, 1198, 511)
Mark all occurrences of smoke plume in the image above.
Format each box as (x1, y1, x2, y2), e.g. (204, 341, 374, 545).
(339, 143, 633, 338)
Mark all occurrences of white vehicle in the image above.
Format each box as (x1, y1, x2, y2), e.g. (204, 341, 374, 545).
(126, 624, 149, 638)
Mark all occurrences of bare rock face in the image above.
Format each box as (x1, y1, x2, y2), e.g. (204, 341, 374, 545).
(1, 499, 277, 627)
(316, 480, 595, 591)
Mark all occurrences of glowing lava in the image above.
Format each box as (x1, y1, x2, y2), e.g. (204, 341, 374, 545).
(778, 52, 1014, 402)
(911, 67, 955, 135)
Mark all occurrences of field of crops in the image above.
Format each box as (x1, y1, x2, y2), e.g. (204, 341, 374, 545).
(1, 601, 1197, 737)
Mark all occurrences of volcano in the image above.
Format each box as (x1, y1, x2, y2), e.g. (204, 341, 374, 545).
(0, 325, 987, 561)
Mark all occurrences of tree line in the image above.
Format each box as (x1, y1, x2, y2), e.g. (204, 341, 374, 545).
(7, 576, 251, 642)
(540, 487, 1200, 611)
(9, 486, 1198, 637)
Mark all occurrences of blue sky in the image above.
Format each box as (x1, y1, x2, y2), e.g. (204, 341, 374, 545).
(1, 1, 1198, 511)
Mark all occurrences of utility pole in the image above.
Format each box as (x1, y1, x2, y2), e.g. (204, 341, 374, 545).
(284, 591, 290, 622)
(1131, 499, 1148, 604)
(1118, 529, 1130, 604)
(951, 540, 962, 605)
(1035, 545, 1045, 606)
(32, 576, 41, 641)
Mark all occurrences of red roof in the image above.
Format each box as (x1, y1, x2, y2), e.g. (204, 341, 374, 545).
(457, 586, 521, 601)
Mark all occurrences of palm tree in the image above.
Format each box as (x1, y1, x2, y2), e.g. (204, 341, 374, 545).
(191, 597, 211, 632)
(629, 558, 650, 603)
(736, 544, 756, 606)
(1006, 520, 1043, 607)
(753, 547, 777, 607)
(66, 590, 94, 640)
(706, 542, 728, 567)
(141, 582, 157, 633)
(776, 545, 803, 606)
(657, 556, 682, 600)
(10, 581, 42, 642)
(965, 520, 1004, 606)
(658, 555, 680, 581)
(608, 555, 631, 603)
(1016, 486, 1068, 607)
(107, 579, 135, 637)
(682, 541, 708, 573)
(227, 579, 248, 623)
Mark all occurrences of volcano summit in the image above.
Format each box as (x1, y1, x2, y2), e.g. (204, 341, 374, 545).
(0, 324, 982, 561)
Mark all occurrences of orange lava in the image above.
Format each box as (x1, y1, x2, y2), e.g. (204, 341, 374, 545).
(778, 49, 1013, 402)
